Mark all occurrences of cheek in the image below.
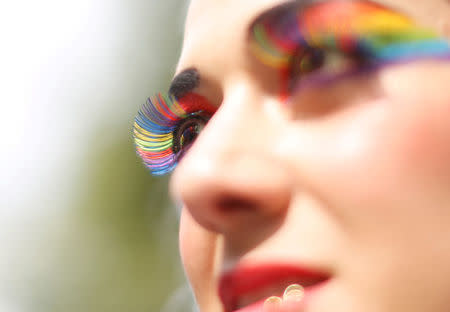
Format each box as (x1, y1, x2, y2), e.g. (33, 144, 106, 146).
(342, 94, 450, 239)
(390, 99, 450, 183)
(279, 64, 450, 229)
(377, 62, 450, 185)
(338, 96, 450, 212)
(333, 95, 450, 198)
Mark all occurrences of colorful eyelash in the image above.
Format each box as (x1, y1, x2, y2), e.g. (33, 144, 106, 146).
(133, 93, 216, 175)
(250, 0, 450, 88)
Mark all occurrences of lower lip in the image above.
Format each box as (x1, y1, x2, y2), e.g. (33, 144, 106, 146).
(231, 281, 328, 312)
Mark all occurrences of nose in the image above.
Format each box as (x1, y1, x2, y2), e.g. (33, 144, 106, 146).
(170, 84, 293, 241)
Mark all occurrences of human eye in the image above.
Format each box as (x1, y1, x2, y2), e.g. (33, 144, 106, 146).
(133, 92, 216, 176)
(249, 0, 450, 95)
(286, 46, 365, 91)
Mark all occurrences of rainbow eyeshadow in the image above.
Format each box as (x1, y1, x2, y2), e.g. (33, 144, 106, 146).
(249, 0, 450, 94)
(133, 92, 216, 175)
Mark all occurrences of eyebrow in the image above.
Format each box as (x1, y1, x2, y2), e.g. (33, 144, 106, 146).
(168, 68, 200, 99)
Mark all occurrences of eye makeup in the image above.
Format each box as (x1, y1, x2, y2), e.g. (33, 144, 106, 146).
(249, 0, 450, 95)
(134, 0, 450, 176)
(133, 92, 216, 175)
(169, 68, 201, 99)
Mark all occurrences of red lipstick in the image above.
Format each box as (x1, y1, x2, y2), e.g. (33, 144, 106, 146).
(219, 264, 330, 312)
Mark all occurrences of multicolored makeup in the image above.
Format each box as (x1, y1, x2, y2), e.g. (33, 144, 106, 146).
(134, 0, 450, 176)
(133, 89, 216, 175)
(249, 0, 450, 96)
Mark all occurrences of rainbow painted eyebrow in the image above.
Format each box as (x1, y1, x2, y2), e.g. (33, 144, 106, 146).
(249, 0, 450, 93)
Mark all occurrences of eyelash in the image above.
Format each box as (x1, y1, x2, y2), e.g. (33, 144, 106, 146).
(133, 93, 216, 175)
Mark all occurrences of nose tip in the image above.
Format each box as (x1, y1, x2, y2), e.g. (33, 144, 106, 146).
(170, 150, 292, 236)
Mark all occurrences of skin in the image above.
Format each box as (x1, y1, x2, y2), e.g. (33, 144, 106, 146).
(169, 0, 450, 311)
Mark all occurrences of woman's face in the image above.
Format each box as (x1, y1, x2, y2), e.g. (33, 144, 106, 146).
(169, 0, 450, 312)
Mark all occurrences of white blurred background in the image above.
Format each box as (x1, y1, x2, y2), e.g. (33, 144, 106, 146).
(0, 1, 191, 311)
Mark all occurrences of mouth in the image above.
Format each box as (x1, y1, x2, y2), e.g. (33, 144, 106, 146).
(218, 263, 331, 312)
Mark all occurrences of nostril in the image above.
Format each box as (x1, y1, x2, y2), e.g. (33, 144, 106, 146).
(216, 196, 259, 214)
(172, 151, 293, 235)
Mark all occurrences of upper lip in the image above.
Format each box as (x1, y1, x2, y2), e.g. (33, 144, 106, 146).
(218, 263, 330, 312)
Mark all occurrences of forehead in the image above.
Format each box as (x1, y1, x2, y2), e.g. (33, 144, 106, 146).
(183, 0, 444, 39)
(180, 0, 284, 67)
(186, 0, 286, 26)
(185, 0, 441, 27)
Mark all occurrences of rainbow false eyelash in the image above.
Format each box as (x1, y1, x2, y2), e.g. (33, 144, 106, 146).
(133, 92, 216, 175)
(249, 0, 450, 93)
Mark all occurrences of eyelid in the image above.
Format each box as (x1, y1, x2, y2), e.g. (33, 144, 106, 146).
(133, 92, 216, 176)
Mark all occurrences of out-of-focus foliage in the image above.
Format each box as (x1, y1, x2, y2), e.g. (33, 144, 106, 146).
(46, 131, 183, 312)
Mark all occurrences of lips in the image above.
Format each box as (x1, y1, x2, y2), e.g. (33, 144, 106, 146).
(219, 264, 330, 312)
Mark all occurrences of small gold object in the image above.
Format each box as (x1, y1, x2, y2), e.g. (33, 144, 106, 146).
(283, 284, 305, 302)
(264, 296, 282, 311)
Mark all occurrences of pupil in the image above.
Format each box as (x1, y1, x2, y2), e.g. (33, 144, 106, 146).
(289, 47, 325, 89)
(299, 48, 325, 74)
(181, 125, 199, 147)
(173, 114, 208, 154)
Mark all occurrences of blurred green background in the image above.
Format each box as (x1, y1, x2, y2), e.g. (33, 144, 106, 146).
(0, 0, 192, 311)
